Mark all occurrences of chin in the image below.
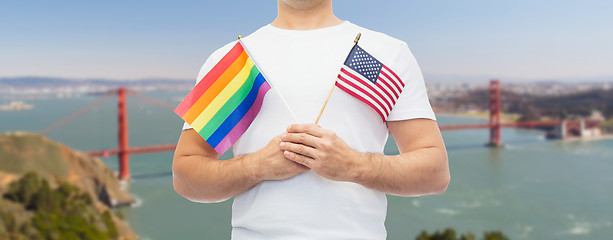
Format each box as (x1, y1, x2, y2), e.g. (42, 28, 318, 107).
(281, 0, 328, 10)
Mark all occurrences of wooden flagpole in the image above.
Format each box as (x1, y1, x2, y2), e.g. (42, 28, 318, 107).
(314, 33, 361, 124)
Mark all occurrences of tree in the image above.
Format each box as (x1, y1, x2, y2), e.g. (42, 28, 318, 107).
(415, 228, 507, 240)
(2, 172, 120, 240)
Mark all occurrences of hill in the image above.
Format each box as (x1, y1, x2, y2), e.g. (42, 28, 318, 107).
(0, 76, 193, 96)
(447, 88, 613, 120)
(0, 132, 136, 239)
(0, 76, 192, 87)
(0, 132, 133, 206)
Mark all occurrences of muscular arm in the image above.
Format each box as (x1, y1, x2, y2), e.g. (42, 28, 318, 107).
(360, 119, 449, 196)
(172, 129, 308, 203)
(280, 119, 449, 196)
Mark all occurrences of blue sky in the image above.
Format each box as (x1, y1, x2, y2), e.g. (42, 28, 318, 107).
(1, 0, 612, 82)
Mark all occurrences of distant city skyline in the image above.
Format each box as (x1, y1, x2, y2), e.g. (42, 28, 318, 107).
(1, 1, 612, 82)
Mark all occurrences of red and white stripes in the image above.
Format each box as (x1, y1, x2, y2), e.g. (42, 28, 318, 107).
(336, 64, 404, 122)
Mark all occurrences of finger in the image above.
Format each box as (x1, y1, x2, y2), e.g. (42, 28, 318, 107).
(291, 162, 311, 171)
(280, 142, 317, 159)
(283, 150, 314, 168)
(281, 132, 320, 148)
(287, 124, 325, 137)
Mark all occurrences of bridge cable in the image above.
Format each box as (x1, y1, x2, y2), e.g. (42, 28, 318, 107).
(127, 90, 175, 110)
(39, 92, 115, 135)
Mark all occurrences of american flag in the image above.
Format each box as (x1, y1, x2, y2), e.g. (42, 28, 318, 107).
(336, 44, 405, 122)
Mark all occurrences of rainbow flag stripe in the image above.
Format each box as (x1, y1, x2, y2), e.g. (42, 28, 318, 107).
(175, 41, 271, 154)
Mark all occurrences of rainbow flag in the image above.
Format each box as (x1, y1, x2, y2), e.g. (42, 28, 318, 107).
(175, 41, 271, 154)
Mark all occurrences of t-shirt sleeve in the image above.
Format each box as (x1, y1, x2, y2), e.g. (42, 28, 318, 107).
(386, 42, 436, 122)
(181, 41, 238, 130)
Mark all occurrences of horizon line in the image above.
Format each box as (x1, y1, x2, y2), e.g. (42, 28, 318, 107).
(1, 75, 612, 84)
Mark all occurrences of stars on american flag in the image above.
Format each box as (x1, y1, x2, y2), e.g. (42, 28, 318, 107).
(336, 44, 405, 122)
(346, 47, 383, 84)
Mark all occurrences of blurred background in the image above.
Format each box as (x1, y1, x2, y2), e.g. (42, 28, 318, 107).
(1, 1, 612, 239)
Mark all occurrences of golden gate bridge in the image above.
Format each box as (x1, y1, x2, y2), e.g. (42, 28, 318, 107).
(38, 80, 574, 181)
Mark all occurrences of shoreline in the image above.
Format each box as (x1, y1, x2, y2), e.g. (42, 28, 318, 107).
(436, 112, 613, 142)
(436, 111, 520, 122)
(561, 134, 613, 142)
(436, 112, 486, 119)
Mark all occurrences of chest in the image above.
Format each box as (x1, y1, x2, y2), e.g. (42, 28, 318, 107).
(249, 37, 354, 111)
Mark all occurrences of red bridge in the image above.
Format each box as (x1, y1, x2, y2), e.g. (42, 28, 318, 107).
(439, 80, 561, 146)
(39, 80, 569, 180)
(39, 88, 177, 181)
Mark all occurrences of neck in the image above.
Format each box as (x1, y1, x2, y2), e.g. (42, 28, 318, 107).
(271, 0, 343, 30)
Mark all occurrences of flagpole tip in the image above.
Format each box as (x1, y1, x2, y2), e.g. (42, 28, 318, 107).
(238, 35, 242, 39)
(354, 33, 361, 44)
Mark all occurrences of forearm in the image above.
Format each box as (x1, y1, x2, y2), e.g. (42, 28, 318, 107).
(173, 131, 308, 203)
(172, 153, 259, 203)
(354, 147, 450, 197)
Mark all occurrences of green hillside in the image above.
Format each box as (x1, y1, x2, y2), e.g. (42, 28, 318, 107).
(0, 132, 136, 239)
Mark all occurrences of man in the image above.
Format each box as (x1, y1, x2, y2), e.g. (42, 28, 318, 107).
(173, 0, 450, 239)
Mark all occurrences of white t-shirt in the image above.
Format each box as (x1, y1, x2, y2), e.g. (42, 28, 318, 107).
(183, 21, 435, 240)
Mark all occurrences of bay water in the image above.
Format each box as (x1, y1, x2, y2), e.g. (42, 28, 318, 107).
(1, 91, 611, 239)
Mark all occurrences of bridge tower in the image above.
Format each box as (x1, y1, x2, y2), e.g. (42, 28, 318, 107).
(488, 79, 503, 147)
(118, 88, 130, 180)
